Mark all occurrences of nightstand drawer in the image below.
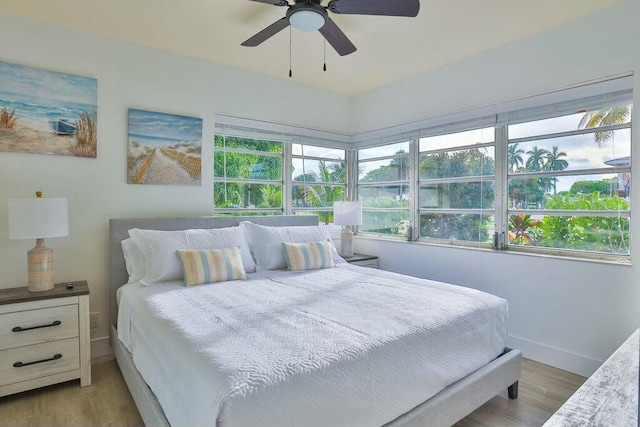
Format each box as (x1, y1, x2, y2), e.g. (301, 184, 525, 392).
(350, 260, 378, 268)
(345, 253, 379, 269)
(0, 304, 79, 351)
(0, 337, 80, 387)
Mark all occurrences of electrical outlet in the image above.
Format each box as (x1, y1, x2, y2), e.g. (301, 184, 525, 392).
(90, 312, 100, 329)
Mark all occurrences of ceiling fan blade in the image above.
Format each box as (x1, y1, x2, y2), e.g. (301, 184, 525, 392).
(242, 17, 291, 47)
(246, 0, 289, 6)
(327, 0, 420, 17)
(319, 17, 356, 56)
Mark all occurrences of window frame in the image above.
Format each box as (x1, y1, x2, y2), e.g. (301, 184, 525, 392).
(213, 133, 285, 215)
(355, 91, 633, 262)
(416, 132, 497, 247)
(213, 131, 349, 219)
(504, 112, 631, 259)
(357, 142, 411, 238)
(290, 143, 347, 222)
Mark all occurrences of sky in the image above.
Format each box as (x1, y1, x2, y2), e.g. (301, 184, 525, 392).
(0, 60, 96, 106)
(291, 144, 345, 179)
(128, 108, 203, 142)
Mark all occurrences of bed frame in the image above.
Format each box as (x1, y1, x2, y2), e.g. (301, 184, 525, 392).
(109, 216, 522, 427)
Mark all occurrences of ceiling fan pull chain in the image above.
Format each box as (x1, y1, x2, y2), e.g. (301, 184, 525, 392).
(323, 39, 327, 72)
(289, 27, 293, 78)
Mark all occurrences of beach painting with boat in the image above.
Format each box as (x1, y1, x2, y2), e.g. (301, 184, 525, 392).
(127, 108, 202, 186)
(0, 60, 97, 158)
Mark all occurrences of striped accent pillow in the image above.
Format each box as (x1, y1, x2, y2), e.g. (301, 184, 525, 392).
(176, 247, 247, 286)
(282, 240, 335, 271)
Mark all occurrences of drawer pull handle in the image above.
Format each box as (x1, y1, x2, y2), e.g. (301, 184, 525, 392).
(12, 320, 61, 333)
(13, 353, 62, 368)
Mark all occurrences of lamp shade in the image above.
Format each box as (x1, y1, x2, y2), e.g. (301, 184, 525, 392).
(333, 201, 362, 226)
(9, 198, 69, 239)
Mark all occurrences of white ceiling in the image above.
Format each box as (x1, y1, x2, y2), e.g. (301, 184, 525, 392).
(0, 0, 623, 95)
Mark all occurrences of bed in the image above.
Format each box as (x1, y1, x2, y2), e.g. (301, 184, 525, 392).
(109, 216, 521, 427)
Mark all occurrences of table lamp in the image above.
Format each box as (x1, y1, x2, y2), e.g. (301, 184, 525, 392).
(333, 200, 362, 258)
(8, 192, 69, 292)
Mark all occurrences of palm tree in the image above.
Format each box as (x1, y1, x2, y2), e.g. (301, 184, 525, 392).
(508, 143, 524, 173)
(578, 105, 631, 146)
(525, 146, 549, 172)
(545, 146, 569, 195)
(330, 160, 346, 183)
(305, 161, 345, 223)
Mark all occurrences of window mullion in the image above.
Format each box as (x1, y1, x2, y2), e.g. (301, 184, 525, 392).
(419, 141, 495, 155)
(410, 139, 419, 240)
(508, 122, 630, 145)
(358, 153, 409, 163)
(495, 126, 508, 248)
(292, 154, 343, 162)
(216, 147, 283, 157)
(283, 143, 292, 215)
(217, 178, 282, 185)
(505, 209, 630, 217)
(358, 180, 410, 187)
(296, 182, 345, 188)
(346, 149, 357, 201)
(419, 176, 495, 185)
(508, 166, 630, 180)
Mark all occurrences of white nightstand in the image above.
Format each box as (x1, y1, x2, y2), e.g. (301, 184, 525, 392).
(344, 253, 379, 268)
(0, 281, 91, 397)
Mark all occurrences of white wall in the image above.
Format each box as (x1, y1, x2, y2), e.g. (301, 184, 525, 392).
(0, 12, 351, 357)
(353, 0, 640, 376)
(352, 1, 638, 133)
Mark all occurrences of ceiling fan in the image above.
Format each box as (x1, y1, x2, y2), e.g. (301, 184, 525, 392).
(242, 0, 420, 56)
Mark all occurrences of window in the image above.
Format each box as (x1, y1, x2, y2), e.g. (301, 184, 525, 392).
(213, 134, 283, 215)
(213, 122, 348, 219)
(356, 91, 633, 261)
(212, 84, 632, 261)
(358, 141, 410, 236)
(291, 144, 346, 224)
(507, 103, 631, 255)
(419, 128, 495, 245)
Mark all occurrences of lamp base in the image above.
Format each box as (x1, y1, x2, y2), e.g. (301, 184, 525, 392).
(340, 227, 354, 258)
(27, 238, 55, 292)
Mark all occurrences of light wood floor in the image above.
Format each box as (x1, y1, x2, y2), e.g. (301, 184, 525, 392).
(0, 357, 585, 427)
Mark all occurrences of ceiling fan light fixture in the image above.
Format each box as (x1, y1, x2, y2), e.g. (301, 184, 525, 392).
(289, 9, 325, 31)
(243, 0, 420, 56)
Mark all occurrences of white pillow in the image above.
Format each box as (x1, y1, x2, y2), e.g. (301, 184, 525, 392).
(121, 238, 145, 284)
(129, 226, 256, 285)
(242, 222, 344, 270)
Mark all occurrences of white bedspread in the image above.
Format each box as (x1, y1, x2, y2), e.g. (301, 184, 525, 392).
(117, 264, 508, 427)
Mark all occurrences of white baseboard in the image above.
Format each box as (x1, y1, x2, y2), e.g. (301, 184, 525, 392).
(90, 336, 112, 359)
(508, 335, 602, 377)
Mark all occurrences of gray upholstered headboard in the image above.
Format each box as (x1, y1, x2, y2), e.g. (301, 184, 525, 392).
(109, 215, 319, 326)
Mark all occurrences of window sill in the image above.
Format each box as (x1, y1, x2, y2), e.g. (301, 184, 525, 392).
(355, 234, 632, 267)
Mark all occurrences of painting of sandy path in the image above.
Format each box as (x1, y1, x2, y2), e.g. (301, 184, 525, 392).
(127, 108, 202, 186)
(130, 147, 200, 185)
